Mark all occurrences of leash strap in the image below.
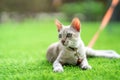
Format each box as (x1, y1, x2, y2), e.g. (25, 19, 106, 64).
(75, 50, 83, 65)
(88, 0, 119, 48)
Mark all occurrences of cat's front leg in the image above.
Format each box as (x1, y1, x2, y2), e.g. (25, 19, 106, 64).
(80, 57, 92, 70)
(53, 60, 63, 72)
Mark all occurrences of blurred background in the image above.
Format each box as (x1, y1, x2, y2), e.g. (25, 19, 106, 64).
(0, 0, 120, 79)
(0, 0, 120, 23)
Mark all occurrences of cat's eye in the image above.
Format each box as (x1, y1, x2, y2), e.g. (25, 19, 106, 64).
(59, 34, 62, 38)
(66, 33, 72, 38)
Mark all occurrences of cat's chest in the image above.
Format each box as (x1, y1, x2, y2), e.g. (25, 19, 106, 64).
(63, 50, 76, 58)
(61, 50, 80, 64)
(62, 49, 84, 58)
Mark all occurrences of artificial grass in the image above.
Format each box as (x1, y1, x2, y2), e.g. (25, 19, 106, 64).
(0, 20, 120, 80)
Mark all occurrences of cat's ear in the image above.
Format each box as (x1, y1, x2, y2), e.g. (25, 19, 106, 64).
(71, 17, 81, 32)
(55, 19, 62, 32)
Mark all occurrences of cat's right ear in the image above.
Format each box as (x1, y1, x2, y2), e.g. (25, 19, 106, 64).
(55, 19, 62, 32)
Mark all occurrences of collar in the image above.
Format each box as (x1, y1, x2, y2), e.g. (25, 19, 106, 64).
(68, 47, 77, 51)
(67, 46, 83, 65)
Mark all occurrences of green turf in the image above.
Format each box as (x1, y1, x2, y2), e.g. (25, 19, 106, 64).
(0, 20, 120, 80)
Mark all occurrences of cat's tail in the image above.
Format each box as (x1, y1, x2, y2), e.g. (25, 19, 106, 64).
(86, 47, 120, 58)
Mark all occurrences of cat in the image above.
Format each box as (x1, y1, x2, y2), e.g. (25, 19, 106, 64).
(46, 17, 120, 72)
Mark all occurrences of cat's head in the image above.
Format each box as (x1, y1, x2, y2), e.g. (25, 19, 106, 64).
(55, 17, 81, 50)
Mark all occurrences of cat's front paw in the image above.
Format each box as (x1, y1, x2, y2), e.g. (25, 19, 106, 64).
(81, 64, 92, 70)
(53, 66, 64, 72)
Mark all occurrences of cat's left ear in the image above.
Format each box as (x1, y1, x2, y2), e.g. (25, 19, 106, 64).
(55, 19, 62, 32)
(71, 17, 81, 32)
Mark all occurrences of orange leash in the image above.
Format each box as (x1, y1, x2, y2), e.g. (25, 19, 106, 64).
(88, 0, 119, 48)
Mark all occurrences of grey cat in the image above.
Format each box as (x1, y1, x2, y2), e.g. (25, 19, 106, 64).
(46, 18, 120, 72)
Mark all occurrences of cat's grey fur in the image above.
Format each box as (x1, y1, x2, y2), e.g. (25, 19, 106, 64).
(46, 18, 120, 72)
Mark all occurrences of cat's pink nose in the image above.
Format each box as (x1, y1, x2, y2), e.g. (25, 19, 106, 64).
(61, 40, 65, 44)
